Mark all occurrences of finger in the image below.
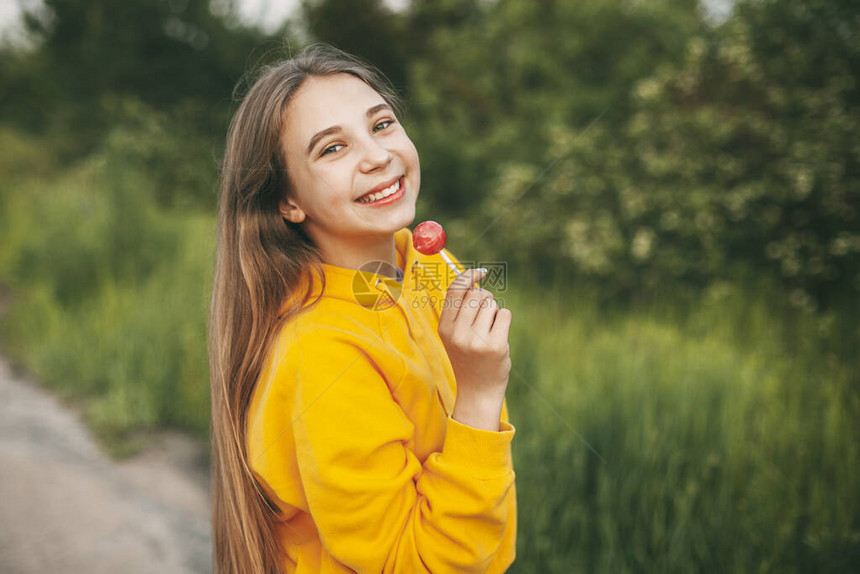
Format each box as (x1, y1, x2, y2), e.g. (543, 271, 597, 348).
(489, 307, 513, 347)
(472, 296, 498, 335)
(448, 267, 487, 295)
(456, 288, 494, 329)
(441, 268, 487, 324)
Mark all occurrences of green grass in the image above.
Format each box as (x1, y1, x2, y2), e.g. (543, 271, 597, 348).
(504, 278, 860, 572)
(3, 213, 214, 456)
(0, 128, 857, 570)
(0, 131, 214, 456)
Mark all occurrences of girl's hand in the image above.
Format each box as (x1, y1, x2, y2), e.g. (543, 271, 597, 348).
(438, 268, 513, 431)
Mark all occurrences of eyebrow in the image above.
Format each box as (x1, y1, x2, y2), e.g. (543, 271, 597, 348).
(305, 103, 393, 156)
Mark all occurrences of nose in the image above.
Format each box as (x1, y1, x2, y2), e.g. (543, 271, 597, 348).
(358, 136, 393, 172)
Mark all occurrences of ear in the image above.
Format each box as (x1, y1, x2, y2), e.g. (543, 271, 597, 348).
(279, 197, 306, 224)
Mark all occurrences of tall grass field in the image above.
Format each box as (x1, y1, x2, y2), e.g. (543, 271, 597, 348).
(0, 130, 857, 572)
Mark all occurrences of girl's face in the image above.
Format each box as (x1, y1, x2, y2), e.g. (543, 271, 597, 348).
(279, 73, 420, 256)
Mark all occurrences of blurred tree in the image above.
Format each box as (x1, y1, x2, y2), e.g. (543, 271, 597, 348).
(2, 0, 270, 161)
(0, 38, 55, 133)
(300, 0, 408, 93)
(0, 0, 300, 208)
(21, 0, 267, 105)
(404, 0, 702, 216)
(483, 0, 860, 308)
(403, 0, 484, 58)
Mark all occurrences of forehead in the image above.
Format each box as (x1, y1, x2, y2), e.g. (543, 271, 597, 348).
(283, 73, 387, 141)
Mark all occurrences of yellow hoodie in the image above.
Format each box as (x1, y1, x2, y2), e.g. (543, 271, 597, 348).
(247, 227, 516, 573)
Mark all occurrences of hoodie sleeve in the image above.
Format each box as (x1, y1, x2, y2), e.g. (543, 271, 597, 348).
(288, 329, 516, 573)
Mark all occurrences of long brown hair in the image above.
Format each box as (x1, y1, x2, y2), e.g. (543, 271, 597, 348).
(208, 43, 405, 573)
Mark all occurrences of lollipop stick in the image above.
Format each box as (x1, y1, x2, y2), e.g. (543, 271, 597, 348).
(439, 250, 462, 275)
(413, 251, 480, 292)
(439, 251, 483, 289)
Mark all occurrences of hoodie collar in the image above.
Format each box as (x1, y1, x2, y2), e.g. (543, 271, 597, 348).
(310, 227, 417, 304)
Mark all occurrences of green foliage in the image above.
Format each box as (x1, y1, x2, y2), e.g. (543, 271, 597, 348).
(95, 95, 221, 209)
(1, 0, 272, 163)
(504, 277, 860, 572)
(406, 0, 701, 216)
(300, 0, 409, 92)
(0, 130, 213, 453)
(3, 217, 213, 455)
(503, 0, 860, 307)
(406, 0, 859, 309)
(3, 151, 178, 305)
(19, 0, 265, 105)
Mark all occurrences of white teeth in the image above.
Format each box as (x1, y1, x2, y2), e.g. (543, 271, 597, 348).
(358, 178, 402, 203)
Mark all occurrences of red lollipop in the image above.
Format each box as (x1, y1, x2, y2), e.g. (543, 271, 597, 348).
(413, 220, 447, 255)
(412, 220, 462, 275)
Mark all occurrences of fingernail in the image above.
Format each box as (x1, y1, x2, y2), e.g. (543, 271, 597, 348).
(477, 267, 488, 274)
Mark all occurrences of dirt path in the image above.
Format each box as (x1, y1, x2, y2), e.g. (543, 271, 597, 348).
(0, 356, 212, 574)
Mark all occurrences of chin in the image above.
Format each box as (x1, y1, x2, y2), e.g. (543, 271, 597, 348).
(385, 196, 416, 228)
(397, 204, 417, 231)
(401, 204, 417, 227)
(370, 190, 417, 235)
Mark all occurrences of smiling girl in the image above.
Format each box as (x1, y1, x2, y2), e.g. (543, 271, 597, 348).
(209, 43, 516, 573)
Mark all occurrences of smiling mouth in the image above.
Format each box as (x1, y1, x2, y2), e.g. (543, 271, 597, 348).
(356, 176, 404, 204)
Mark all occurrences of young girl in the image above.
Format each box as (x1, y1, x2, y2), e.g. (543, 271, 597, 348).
(208, 43, 516, 573)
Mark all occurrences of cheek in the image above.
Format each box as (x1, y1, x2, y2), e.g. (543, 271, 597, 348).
(302, 169, 348, 212)
(284, 162, 315, 206)
(314, 177, 351, 210)
(405, 140, 420, 190)
(326, 191, 346, 210)
(404, 137, 420, 166)
(394, 136, 420, 177)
